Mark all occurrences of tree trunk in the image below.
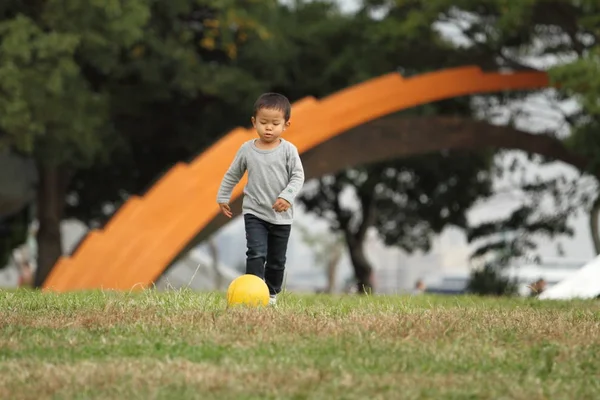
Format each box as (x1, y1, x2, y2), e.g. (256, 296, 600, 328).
(332, 177, 377, 295)
(590, 195, 600, 255)
(347, 238, 374, 294)
(325, 242, 342, 294)
(34, 164, 71, 288)
(207, 237, 222, 289)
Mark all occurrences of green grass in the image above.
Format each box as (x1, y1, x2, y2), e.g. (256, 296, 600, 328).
(1, 289, 600, 399)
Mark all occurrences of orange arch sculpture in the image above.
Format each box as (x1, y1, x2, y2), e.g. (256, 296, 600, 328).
(42, 66, 549, 292)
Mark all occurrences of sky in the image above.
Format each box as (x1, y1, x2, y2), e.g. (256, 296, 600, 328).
(337, 0, 360, 12)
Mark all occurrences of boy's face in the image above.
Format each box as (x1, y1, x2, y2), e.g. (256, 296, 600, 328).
(251, 108, 290, 144)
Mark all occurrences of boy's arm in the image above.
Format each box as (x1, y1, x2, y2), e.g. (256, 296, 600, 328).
(278, 146, 305, 205)
(216, 145, 247, 204)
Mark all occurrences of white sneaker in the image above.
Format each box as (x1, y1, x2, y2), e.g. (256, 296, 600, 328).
(268, 295, 277, 306)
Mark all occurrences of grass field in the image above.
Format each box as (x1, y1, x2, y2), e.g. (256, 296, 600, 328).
(1, 289, 599, 399)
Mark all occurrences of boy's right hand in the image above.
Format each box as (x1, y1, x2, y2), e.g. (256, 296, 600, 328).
(219, 203, 233, 218)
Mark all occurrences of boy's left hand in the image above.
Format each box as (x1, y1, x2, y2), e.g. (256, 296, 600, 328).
(272, 198, 291, 212)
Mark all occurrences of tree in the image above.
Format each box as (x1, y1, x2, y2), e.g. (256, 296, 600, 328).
(174, 0, 600, 292)
(465, 196, 573, 298)
(363, 0, 600, 252)
(296, 222, 344, 293)
(64, 0, 277, 226)
(463, 149, 591, 296)
(0, 0, 274, 286)
(0, 205, 30, 269)
(208, 0, 600, 294)
(551, 47, 600, 253)
(467, 173, 580, 260)
(0, 4, 141, 285)
(16, 0, 599, 289)
(467, 263, 519, 297)
(207, 237, 222, 290)
(299, 148, 495, 293)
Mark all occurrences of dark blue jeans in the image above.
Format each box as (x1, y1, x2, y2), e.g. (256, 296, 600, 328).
(244, 213, 292, 296)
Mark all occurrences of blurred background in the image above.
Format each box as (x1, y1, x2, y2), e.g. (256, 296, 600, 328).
(1, 0, 599, 299)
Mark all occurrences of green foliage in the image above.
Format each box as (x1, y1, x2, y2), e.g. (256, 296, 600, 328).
(0, 0, 274, 169)
(467, 262, 519, 297)
(465, 157, 582, 268)
(562, 121, 600, 179)
(299, 149, 494, 254)
(0, 15, 110, 165)
(0, 0, 281, 283)
(0, 1, 168, 166)
(42, 0, 150, 74)
(551, 47, 600, 175)
(551, 48, 600, 117)
(60, 0, 600, 232)
(468, 204, 574, 260)
(66, 0, 362, 225)
(361, 0, 600, 261)
(252, 0, 600, 284)
(0, 0, 275, 224)
(363, 0, 598, 66)
(0, 205, 29, 268)
(375, 151, 494, 251)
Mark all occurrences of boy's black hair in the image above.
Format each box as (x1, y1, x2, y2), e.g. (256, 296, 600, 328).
(253, 92, 291, 121)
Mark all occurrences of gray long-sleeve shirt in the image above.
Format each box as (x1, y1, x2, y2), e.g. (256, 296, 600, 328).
(216, 138, 305, 225)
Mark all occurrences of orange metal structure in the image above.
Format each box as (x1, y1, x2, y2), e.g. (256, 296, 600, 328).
(42, 66, 549, 292)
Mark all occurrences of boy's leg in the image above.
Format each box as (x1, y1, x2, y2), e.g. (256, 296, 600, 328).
(244, 214, 269, 278)
(265, 223, 292, 296)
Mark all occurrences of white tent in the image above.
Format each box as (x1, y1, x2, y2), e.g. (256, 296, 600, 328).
(539, 255, 600, 300)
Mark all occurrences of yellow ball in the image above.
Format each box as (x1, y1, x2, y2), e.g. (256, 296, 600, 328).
(226, 274, 270, 307)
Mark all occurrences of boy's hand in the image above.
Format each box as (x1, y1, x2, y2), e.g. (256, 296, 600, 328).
(272, 198, 291, 213)
(219, 203, 233, 218)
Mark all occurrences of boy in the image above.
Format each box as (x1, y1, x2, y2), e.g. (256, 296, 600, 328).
(216, 93, 305, 305)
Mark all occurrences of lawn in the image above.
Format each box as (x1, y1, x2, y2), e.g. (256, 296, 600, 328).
(1, 289, 599, 399)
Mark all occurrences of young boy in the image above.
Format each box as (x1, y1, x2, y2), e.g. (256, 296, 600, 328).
(216, 93, 305, 305)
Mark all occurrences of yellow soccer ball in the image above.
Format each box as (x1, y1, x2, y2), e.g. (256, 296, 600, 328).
(226, 274, 270, 307)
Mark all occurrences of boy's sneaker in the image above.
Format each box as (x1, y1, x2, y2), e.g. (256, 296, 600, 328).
(268, 295, 277, 306)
